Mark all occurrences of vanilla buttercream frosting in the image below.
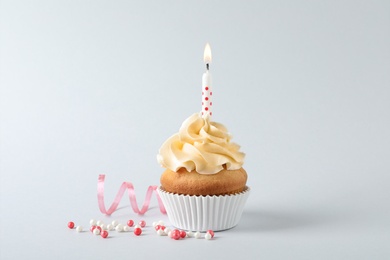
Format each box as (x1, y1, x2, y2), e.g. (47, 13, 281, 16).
(157, 113, 245, 174)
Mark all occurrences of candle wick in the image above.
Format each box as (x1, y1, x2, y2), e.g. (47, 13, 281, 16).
(206, 63, 209, 70)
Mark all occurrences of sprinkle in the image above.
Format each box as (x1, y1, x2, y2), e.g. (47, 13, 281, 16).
(123, 225, 130, 232)
(171, 229, 181, 240)
(134, 227, 142, 236)
(101, 230, 108, 238)
(194, 232, 201, 239)
(164, 228, 171, 236)
(139, 220, 146, 228)
(106, 224, 114, 231)
(206, 230, 215, 238)
(93, 228, 101, 235)
(90, 225, 97, 232)
(115, 224, 124, 232)
(67, 222, 75, 229)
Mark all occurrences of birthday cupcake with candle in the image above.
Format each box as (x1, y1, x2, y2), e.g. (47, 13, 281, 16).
(157, 44, 250, 232)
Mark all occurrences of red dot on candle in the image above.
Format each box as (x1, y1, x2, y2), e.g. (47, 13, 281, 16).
(205, 97, 209, 101)
(210, 112, 212, 116)
(202, 92, 204, 95)
(205, 87, 209, 91)
(202, 102, 204, 105)
(205, 107, 209, 111)
(210, 92, 212, 95)
(210, 102, 212, 106)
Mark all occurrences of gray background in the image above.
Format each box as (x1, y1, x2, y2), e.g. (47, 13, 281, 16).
(1, 0, 389, 259)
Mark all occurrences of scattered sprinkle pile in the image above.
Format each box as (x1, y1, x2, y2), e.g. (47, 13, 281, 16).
(67, 219, 214, 240)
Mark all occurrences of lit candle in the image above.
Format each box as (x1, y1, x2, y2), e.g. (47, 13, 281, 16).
(202, 43, 212, 118)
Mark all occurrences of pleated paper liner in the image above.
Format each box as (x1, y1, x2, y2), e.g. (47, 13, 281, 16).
(157, 187, 250, 232)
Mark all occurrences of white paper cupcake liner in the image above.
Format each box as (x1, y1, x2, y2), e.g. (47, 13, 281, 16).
(157, 187, 250, 232)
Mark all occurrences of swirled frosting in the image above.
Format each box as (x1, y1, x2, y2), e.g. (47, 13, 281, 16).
(157, 113, 245, 174)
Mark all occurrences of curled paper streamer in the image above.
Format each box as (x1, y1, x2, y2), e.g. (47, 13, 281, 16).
(97, 174, 166, 215)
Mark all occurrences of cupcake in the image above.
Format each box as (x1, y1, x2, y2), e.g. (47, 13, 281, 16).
(157, 113, 250, 231)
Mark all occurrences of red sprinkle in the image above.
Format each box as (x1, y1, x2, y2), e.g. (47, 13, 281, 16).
(134, 227, 142, 236)
(127, 220, 134, 227)
(67, 222, 75, 229)
(207, 230, 215, 238)
(139, 220, 146, 228)
(90, 225, 97, 232)
(171, 229, 181, 240)
(101, 230, 108, 238)
(180, 230, 186, 239)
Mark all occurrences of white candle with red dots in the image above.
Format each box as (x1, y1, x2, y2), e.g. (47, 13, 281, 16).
(202, 43, 212, 118)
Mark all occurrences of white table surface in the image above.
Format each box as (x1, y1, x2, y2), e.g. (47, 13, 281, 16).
(1, 0, 389, 259)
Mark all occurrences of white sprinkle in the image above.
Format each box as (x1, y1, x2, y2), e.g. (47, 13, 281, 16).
(111, 220, 119, 227)
(123, 225, 130, 232)
(89, 219, 96, 226)
(164, 227, 171, 235)
(115, 224, 124, 232)
(96, 220, 103, 226)
(93, 228, 100, 235)
(205, 233, 212, 240)
(194, 232, 201, 239)
(186, 231, 193, 238)
(106, 224, 114, 231)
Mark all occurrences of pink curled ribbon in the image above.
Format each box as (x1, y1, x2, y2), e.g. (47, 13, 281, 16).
(97, 174, 166, 215)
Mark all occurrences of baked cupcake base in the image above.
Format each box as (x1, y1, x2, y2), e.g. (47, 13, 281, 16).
(157, 187, 250, 232)
(160, 168, 248, 196)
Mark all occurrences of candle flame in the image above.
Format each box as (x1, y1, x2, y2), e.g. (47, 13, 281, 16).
(203, 43, 212, 64)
